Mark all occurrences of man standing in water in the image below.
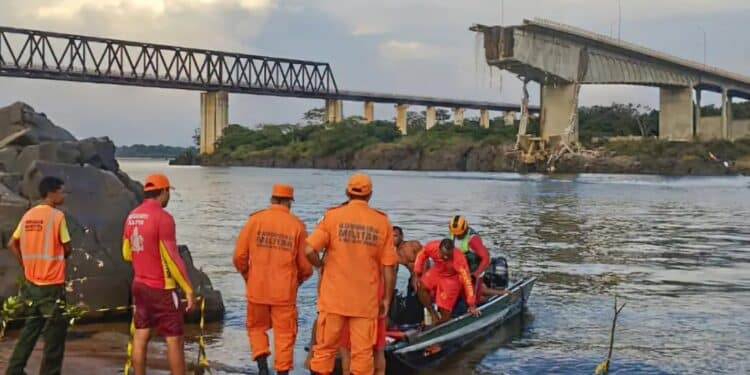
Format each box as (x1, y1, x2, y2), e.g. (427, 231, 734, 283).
(122, 174, 195, 375)
(233, 184, 312, 375)
(6, 177, 72, 375)
(306, 173, 398, 375)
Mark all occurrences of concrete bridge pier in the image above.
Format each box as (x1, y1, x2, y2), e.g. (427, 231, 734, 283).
(504, 111, 515, 126)
(659, 87, 694, 141)
(200, 91, 228, 155)
(722, 89, 732, 139)
(425, 106, 437, 130)
(540, 83, 578, 143)
(453, 108, 465, 126)
(480, 109, 490, 128)
(364, 101, 375, 123)
(396, 104, 409, 134)
(325, 99, 343, 123)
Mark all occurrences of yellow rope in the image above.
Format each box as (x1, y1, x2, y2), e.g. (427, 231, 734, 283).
(1, 295, 211, 373)
(197, 297, 211, 372)
(124, 314, 135, 375)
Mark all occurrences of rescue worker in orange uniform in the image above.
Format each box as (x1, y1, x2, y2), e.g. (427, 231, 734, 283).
(448, 216, 490, 279)
(233, 184, 313, 375)
(6, 176, 72, 375)
(414, 238, 479, 326)
(306, 173, 398, 375)
(122, 174, 196, 375)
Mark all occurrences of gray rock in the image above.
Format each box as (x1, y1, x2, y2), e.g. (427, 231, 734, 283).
(0, 102, 76, 145)
(0, 183, 29, 247)
(178, 245, 225, 322)
(78, 137, 119, 172)
(0, 252, 22, 299)
(0, 172, 23, 194)
(10, 142, 82, 175)
(22, 161, 138, 254)
(0, 146, 21, 173)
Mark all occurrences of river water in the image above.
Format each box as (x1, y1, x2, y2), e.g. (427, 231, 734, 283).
(118, 159, 750, 374)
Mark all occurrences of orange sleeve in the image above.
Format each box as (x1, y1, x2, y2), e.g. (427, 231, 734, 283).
(414, 244, 432, 276)
(296, 222, 313, 283)
(455, 251, 476, 306)
(306, 214, 330, 252)
(380, 224, 398, 266)
(232, 218, 253, 276)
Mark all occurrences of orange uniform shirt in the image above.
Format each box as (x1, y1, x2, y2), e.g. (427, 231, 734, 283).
(414, 240, 476, 306)
(12, 204, 71, 285)
(307, 200, 398, 319)
(233, 204, 313, 305)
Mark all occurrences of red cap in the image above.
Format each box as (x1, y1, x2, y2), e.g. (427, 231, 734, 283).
(346, 173, 372, 196)
(272, 184, 294, 200)
(143, 174, 172, 192)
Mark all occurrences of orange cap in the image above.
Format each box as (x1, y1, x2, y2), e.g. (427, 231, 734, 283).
(272, 183, 294, 200)
(346, 173, 372, 196)
(143, 173, 172, 192)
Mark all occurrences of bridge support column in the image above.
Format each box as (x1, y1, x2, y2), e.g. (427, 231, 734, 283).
(453, 108, 465, 126)
(200, 91, 228, 155)
(425, 106, 437, 130)
(363, 101, 375, 123)
(480, 109, 490, 128)
(396, 104, 409, 135)
(325, 99, 343, 123)
(504, 111, 515, 126)
(540, 83, 578, 143)
(722, 89, 733, 140)
(659, 87, 694, 141)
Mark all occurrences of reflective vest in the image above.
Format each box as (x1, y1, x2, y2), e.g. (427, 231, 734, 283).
(18, 205, 67, 285)
(450, 227, 481, 273)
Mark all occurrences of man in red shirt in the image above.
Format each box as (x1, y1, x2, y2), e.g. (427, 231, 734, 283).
(414, 238, 479, 326)
(122, 174, 195, 375)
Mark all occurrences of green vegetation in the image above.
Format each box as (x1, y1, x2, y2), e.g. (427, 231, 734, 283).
(208, 101, 750, 164)
(116, 144, 194, 158)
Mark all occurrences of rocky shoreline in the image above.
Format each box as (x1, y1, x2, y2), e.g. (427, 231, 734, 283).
(0, 102, 224, 324)
(189, 141, 747, 176)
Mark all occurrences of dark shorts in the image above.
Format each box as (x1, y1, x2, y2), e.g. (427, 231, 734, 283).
(132, 282, 184, 337)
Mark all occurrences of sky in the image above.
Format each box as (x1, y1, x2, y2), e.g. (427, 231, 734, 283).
(1, 0, 749, 146)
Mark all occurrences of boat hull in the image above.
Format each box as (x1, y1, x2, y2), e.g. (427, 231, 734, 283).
(384, 277, 536, 374)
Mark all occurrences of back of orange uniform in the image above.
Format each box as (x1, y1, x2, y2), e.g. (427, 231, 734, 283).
(307, 200, 398, 318)
(308, 199, 398, 375)
(12, 204, 71, 286)
(232, 204, 312, 305)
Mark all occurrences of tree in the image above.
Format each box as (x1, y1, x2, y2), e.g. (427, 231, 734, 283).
(192, 128, 200, 147)
(303, 107, 326, 125)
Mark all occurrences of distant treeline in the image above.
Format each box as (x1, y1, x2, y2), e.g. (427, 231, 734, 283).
(116, 144, 194, 158)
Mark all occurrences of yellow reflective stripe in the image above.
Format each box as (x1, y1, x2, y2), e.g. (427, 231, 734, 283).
(22, 254, 65, 261)
(41, 209, 57, 257)
(122, 239, 132, 262)
(59, 217, 71, 244)
(159, 242, 192, 294)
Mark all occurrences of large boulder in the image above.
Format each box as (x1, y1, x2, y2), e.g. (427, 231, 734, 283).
(0, 146, 21, 172)
(0, 102, 76, 145)
(0, 183, 29, 246)
(9, 142, 82, 175)
(78, 137, 119, 172)
(22, 161, 138, 262)
(0, 102, 224, 324)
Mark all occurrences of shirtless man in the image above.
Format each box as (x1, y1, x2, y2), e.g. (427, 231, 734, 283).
(393, 226, 422, 285)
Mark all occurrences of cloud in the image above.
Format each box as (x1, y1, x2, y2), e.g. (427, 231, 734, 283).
(379, 40, 442, 61)
(1, 0, 749, 146)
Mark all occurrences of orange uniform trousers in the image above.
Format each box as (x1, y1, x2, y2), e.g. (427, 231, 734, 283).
(246, 302, 297, 372)
(310, 311, 377, 375)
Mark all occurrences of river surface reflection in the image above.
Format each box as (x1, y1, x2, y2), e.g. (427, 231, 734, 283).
(118, 160, 750, 374)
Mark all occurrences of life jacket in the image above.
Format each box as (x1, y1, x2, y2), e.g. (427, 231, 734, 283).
(450, 227, 481, 273)
(19, 205, 67, 285)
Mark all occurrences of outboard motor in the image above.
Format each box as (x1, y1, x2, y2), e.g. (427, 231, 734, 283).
(486, 256, 509, 289)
